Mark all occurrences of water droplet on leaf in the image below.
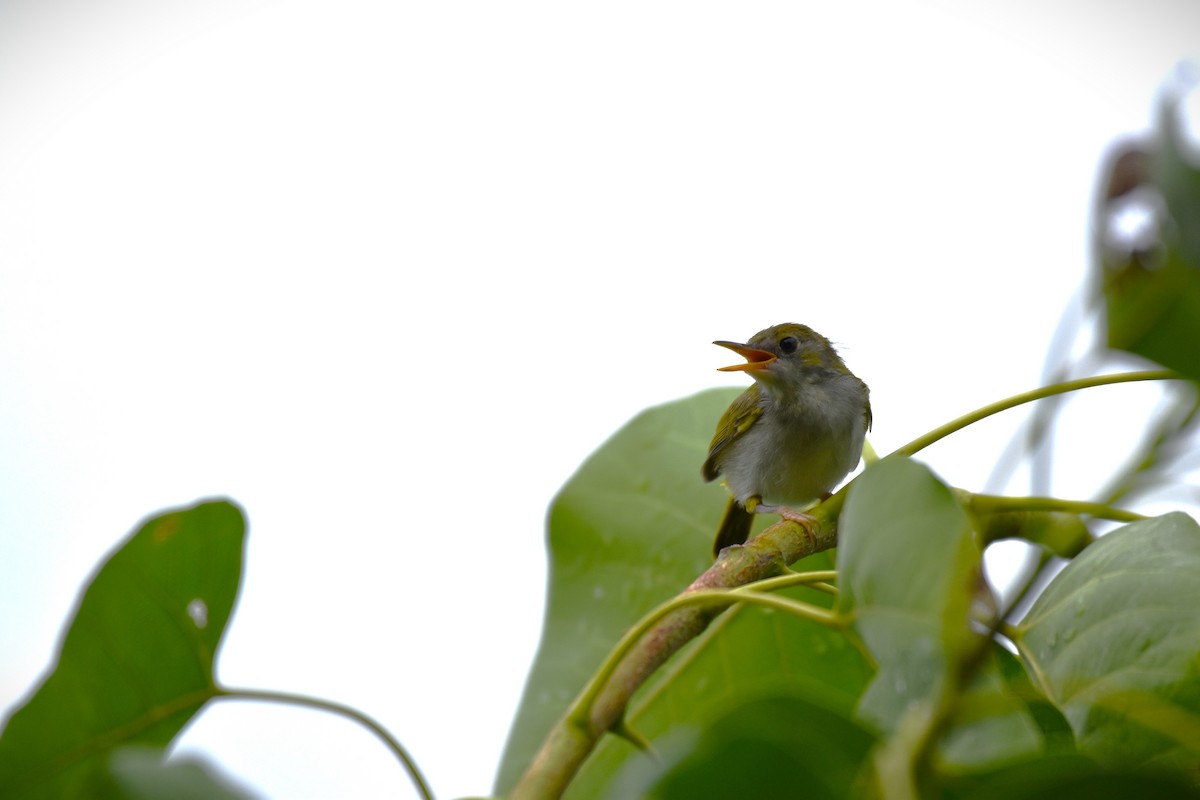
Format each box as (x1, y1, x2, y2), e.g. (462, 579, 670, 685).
(187, 598, 208, 628)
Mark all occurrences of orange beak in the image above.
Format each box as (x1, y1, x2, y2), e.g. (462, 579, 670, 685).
(713, 340, 776, 372)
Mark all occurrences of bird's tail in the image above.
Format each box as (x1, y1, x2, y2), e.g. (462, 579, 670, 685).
(712, 498, 754, 558)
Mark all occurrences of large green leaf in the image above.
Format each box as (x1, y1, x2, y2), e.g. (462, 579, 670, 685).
(495, 390, 871, 796)
(0, 500, 246, 799)
(837, 458, 1043, 778)
(1013, 512, 1200, 773)
(604, 691, 877, 800)
(836, 456, 981, 733)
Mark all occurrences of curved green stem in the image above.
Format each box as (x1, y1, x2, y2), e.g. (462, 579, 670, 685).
(893, 370, 1178, 458)
(966, 493, 1145, 523)
(214, 687, 433, 800)
(754, 570, 837, 590)
(757, 569, 839, 596)
(568, 587, 838, 732)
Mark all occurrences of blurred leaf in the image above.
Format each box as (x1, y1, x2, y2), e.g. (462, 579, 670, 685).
(1156, 74, 1200, 269)
(943, 753, 1200, 800)
(936, 645, 1052, 772)
(0, 500, 246, 799)
(1102, 77, 1200, 381)
(495, 390, 871, 797)
(100, 747, 258, 799)
(992, 645, 1075, 756)
(836, 457, 981, 733)
(1013, 512, 1200, 774)
(1105, 237, 1200, 381)
(604, 692, 876, 800)
(976, 510, 1091, 559)
(1096, 390, 1200, 510)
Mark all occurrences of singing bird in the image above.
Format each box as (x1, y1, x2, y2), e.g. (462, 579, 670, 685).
(703, 323, 871, 557)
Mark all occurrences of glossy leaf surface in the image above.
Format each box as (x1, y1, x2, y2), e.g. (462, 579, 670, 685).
(1014, 512, 1200, 772)
(836, 457, 981, 732)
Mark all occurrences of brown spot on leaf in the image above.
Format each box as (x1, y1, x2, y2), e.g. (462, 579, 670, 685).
(152, 514, 182, 544)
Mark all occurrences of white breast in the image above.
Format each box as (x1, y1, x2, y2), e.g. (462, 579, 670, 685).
(719, 374, 867, 506)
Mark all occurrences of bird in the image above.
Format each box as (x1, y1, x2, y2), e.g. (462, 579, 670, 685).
(702, 323, 871, 558)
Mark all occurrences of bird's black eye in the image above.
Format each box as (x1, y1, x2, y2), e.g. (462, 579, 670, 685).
(779, 336, 799, 354)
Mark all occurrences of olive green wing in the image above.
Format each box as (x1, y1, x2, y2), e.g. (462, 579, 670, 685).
(701, 384, 764, 482)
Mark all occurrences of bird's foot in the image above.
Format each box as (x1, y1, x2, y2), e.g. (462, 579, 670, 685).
(754, 503, 821, 546)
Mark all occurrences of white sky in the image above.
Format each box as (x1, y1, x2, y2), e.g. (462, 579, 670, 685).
(1, 2, 1197, 798)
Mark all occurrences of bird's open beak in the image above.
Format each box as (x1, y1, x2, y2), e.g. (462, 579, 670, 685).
(713, 341, 776, 372)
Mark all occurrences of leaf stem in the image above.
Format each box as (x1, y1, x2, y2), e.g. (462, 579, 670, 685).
(214, 686, 434, 800)
(893, 370, 1178, 457)
(966, 493, 1145, 523)
(755, 569, 838, 590)
(569, 588, 838, 725)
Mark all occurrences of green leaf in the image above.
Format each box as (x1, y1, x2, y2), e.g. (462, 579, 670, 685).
(837, 458, 1044, 784)
(605, 691, 877, 800)
(0, 500, 246, 799)
(836, 456, 981, 733)
(1156, 77, 1200, 272)
(942, 752, 1200, 800)
(992, 644, 1075, 757)
(495, 390, 871, 797)
(1103, 81, 1200, 381)
(1105, 236, 1200, 382)
(936, 645, 1056, 772)
(1013, 512, 1200, 774)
